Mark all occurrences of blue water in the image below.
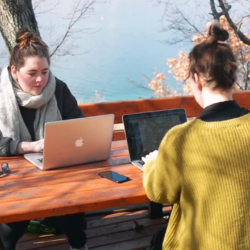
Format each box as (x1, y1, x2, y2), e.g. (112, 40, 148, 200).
(0, 0, 187, 103)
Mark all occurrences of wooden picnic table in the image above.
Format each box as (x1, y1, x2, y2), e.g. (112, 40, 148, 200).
(1, 91, 250, 225)
(0, 140, 149, 224)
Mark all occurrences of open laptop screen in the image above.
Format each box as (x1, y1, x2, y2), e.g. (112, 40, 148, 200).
(123, 109, 187, 161)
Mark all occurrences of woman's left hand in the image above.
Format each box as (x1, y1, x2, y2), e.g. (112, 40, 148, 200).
(142, 150, 158, 163)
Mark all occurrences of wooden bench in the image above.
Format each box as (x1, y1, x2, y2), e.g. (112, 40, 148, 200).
(78, 90, 250, 218)
(79, 90, 250, 141)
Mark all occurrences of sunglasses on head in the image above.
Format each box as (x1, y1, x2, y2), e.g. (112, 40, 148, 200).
(0, 163, 11, 176)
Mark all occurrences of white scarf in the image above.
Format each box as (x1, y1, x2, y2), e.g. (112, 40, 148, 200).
(0, 66, 62, 141)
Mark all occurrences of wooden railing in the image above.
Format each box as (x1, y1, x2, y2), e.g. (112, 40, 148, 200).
(79, 91, 250, 140)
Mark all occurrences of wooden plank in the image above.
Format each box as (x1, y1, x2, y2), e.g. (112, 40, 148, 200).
(113, 130, 126, 141)
(0, 141, 130, 181)
(0, 164, 138, 189)
(79, 96, 202, 123)
(86, 217, 166, 238)
(90, 235, 154, 250)
(17, 208, 169, 250)
(79, 91, 250, 124)
(0, 181, 149, 223)
(86, 204, 171, 221)
(0, 173, 144, 202)
(111, 140, 127, 148)
(110, 148, 128, 157)
(233, 90, 250, 108)
(17, 233, 155, 250)
(17, 234, 67, 250)
(86, 205, 171, 227)
(87, 209, 150, 228)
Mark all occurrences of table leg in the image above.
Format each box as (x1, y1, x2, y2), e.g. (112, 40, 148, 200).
(148, 202, 163, 219)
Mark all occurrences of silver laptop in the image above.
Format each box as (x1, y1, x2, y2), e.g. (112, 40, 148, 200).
(122, 109, 187, 171)
(24, 114, 114, 170)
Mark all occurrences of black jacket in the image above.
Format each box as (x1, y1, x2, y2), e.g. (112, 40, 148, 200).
(0, 78, 84, 156)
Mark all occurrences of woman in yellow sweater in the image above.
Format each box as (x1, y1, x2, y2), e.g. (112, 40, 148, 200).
(143, 23, 250, 249)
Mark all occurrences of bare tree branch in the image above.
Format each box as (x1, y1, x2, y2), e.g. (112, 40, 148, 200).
(218, 0, 250, 45)
(236, 81, 245, 91)
(49, 0, 95, 57)
(209, 0, 224, 20)
(127, 77, 151, 90)
(238, 15, 250, 30)
(160, 36, 191, 45)
(158, 0, 207, 44)
(33, 0, 47, 10)
(177, 8, 204, 36)
(34, 0, 60, 15)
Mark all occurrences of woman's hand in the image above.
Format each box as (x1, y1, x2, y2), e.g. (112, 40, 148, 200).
(31, 139, 44, 152)
(17, 139, 44, 154)
(142, 150, 158, 163)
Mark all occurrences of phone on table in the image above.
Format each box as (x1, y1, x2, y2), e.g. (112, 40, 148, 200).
(98, 171, 130, 183)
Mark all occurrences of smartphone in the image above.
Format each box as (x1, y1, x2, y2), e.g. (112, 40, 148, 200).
(98, 171, 130, 183)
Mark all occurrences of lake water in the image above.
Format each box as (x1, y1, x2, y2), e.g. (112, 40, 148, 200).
(0, 0, 189, 103)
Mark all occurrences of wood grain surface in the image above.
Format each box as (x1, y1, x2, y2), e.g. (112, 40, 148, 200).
(0, 140, 149, 224)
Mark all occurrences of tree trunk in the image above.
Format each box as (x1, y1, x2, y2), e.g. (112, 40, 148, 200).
(0, 0, 40, 53)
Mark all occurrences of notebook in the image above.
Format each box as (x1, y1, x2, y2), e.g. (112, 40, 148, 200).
(123, 109, 187, 171)
(24, 114, 114, 170)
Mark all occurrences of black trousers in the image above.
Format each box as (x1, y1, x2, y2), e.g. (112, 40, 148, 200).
(0, 213, 86, 250)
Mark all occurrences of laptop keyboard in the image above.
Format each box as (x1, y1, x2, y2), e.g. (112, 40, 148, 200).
(138, 160, 145, 165)
(37, 158, 43, 163)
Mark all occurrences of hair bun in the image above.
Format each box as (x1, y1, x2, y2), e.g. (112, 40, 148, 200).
(16, 27, 34, 50)
(208, 23, 229, 42)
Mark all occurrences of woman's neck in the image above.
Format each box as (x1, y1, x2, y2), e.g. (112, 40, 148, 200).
(201, 87, 233, 108)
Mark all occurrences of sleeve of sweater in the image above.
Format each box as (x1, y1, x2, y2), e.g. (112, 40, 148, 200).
(143, 128, 182, 205)
(0, 132, 20, 157)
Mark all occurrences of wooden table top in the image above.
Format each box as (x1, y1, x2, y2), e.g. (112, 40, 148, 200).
(0, 140, 149, 224)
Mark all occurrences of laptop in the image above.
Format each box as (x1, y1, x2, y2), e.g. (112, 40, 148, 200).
(123, 109, 187, 171)
(24, 114, 114, 170)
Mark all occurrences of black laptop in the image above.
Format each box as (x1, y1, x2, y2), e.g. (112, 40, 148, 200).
(122, 109, 187, 171)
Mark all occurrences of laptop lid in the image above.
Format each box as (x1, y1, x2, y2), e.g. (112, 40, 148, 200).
(24, 114, 114, 170)
(123, 109, 187, 164)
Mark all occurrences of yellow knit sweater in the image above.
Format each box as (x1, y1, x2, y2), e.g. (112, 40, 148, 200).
(143, 113, 250, 250)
